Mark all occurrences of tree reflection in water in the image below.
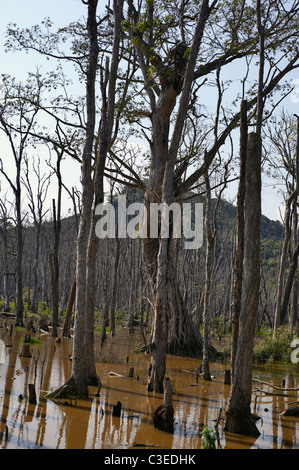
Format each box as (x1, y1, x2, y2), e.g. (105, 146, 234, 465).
(0, 322, 298, 449)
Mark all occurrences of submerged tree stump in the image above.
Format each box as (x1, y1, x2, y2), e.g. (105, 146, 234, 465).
(112, 401, 122, 417)
(28, 384, 37, 404)
(281, 406, 299, 417)
(153, 378, 174, 433)
(224, 369, 231, 385)
(19, 342, 32, 358)
(37, 316, 49, 332)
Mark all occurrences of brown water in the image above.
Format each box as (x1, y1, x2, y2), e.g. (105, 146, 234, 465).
(0, 320, 298, 450)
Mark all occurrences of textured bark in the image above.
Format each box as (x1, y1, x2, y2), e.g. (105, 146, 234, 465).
(153, 379, 174, 433)
(132, 1, 215, 369)
(30, 223, 41, 313)
(225, 133, 261, 436)
(110, 230, 120, 336)
(0, 204, 11, 312)
(290, 200, 299, 334)
(84, 0, 123, 383)
(230, 99, 247, 383)
(202, 162, 213, 381)
(52, 0, 100, 399)
(273, 194, 294, 332)
(279, 242, 299, 324)
(49, 154, 62, 337)
(274, 116, 299, 329)
(225, 4, 264, 434)
(147, 295, 167, 393)
(15, 173, 23, 327)
(62, 275, 76, 337)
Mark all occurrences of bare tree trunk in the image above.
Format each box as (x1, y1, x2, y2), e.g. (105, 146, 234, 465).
(291, 116, 299, 334)
(0, 201, 11, 312)
(49, 0, 100, 399)
(273, 194, 294, 333)
(230, 99, 247, 383)
(290, 202, 298, 336)
(202, 160, 213, 381)
(110, 230, 120, 336)
(279, 242, 299, 324)
(225, 132, 262, 436)
(101, 238, 110, 344)
(275, 115, 299, 329)
(84, 0, 123, 383)
(31, 223, 41, 313)
(153, 378, 174, 433)
(15, 169, 24, 326)
(49, 197, 61, 338)
(62, 275, 76, 337)
(225, 3, 264, 434)
(49, 151, 63, 337)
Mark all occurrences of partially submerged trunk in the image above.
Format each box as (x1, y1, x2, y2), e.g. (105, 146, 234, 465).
(225, 132, 261, 436)
(49, 0, 99, 399)
(153, 378, 174, 433)
(15, 179, 24, 327)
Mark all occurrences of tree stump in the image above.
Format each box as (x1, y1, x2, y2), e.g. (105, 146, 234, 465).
(153, 378, 174, 433)
(28, 317, 36, 334)
(281, 406, 299, 417)
(19, 343, 32, 358)
(28, 384, 37, 404)
(224, 369, 231, 385)
(37, 316, 49, 332)
(112, 401, 122, 417)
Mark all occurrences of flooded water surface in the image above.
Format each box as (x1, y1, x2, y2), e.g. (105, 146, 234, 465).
(0, 319, 298, 449)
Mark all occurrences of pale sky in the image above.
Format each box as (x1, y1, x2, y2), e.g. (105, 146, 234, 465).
(0, 0, 298, 222)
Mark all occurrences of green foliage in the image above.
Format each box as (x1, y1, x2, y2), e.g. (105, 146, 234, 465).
(201, 427, 217, 449)
(253, 327, 297, 364)
(20, 336, 42, 344)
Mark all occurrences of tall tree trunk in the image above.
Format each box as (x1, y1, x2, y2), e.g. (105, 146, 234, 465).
(279, 242, 299, 325)
(49, 197, 61, 337)
(49, 0, 99, 399)
(225, 132, 261, 435)
(30, 223, 41, 313)
(202, 159, 213, 381)
(84, 0, 123, 383)
(230, 99, 247, 383)
(291, 116, 299, 335)
(110, 230, 120, 337)
(225, 3, 264, 435)
(0, 211, 11, 312)
(273, 194, 294, 333)
(290, 201, 298, 336)
(275, 115, 299, 329)
(100, 238, 110, 344)
(15, 171, 23, 326)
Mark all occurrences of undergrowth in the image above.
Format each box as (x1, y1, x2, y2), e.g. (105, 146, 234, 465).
(253, 327, 297, 364)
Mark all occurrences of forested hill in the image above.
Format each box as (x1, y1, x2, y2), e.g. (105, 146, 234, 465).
(116, 186, 284, 242)
(208, 198, 284, 241)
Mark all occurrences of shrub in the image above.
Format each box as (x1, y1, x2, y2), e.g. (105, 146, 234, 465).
(201, 427, 217, 449)
(253, 327, 296, 364)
